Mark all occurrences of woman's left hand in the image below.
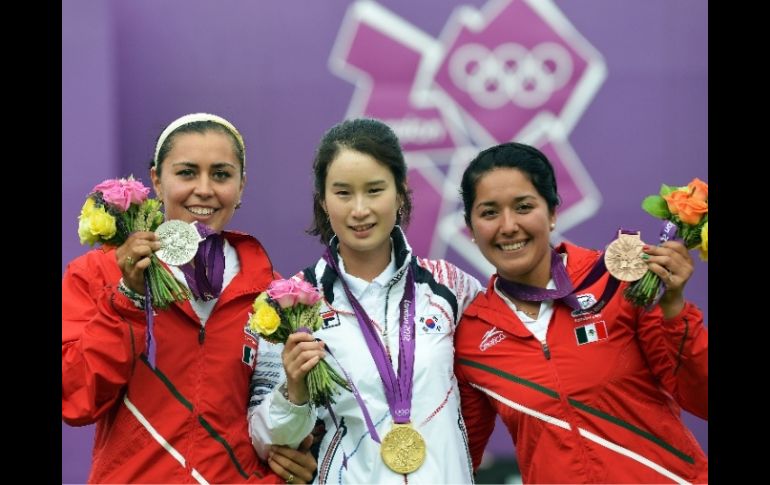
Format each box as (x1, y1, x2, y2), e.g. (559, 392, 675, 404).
(642, 240, 694, 318)
(268, 434, 317, 484)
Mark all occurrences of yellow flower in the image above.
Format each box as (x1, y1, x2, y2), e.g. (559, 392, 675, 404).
(89, 206, 118, 240)
(699, 221, 708, 262)
(78, 198, 102, 245)
(78, 216, 99, 245)
(81, 197, 96, 216)
(249, 298, 281, 336)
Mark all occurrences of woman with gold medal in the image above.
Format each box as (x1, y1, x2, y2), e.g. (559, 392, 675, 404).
(248, 118, 483, 483)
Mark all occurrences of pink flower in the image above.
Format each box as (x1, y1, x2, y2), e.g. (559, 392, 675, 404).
(294, 279, 322, 306)
(267, 278, 321, 308)
(93, 177, 150, 211)
(267, 279, 301, 308)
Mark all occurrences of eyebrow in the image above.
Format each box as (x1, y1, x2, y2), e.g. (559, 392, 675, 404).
(170, 161, 238, 169)
(474, 195, 535, 210)
(330, 180, 388, 188)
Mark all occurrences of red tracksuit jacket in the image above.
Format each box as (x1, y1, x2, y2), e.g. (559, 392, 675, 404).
(62, 231, 283, 484)
(455, 242, 707, 483)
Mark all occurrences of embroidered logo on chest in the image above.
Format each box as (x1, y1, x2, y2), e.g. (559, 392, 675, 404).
(320, 309, 341, 329)
(479, 327, 506, 351)
(574, 321, 609, 346)
(571, 293, 603, 321)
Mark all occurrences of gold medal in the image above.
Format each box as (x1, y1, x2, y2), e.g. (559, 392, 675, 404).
(604, 231, 648, 282)
(380, 423, 426, 474)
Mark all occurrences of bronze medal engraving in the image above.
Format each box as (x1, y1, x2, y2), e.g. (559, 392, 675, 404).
(604, 231, 648, 282)
(380, 423, 426, 474)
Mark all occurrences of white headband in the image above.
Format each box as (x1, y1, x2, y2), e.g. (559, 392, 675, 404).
(153, 113, 245, 170)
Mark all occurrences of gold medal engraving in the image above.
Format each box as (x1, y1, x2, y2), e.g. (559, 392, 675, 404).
(604, 231, 648, 282)
(380, 423, 426, 474)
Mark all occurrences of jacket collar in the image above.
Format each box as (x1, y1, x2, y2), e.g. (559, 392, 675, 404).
(320, 226, 413, 303)
(174, 230, 274, 323)
(464, 242, 602, 338)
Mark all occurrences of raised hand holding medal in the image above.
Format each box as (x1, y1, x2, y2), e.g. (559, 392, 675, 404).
(155, 220, 203, 266)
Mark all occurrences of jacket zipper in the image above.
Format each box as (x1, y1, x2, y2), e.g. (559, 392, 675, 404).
(540, 340, 551, 360)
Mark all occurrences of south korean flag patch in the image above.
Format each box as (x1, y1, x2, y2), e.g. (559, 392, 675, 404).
(418, 314, 448, 334)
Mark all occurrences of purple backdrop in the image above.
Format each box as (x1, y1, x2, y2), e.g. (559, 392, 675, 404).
(62, 1, 707, 482)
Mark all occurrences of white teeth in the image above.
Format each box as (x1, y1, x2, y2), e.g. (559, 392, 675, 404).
(188, 207, 215, 216)
(499, 241, 526, 251)
(351, 224, 374, 231)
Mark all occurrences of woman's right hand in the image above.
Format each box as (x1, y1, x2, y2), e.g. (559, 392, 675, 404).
(115, 231, 161, 293)
(282, 332, 326, 405)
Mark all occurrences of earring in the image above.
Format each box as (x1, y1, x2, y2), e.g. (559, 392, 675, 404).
(235, 201, 242, 210)
(471, 237, 476, 243)
(398, 207, 403, 217)
(550, 223, 556, 230)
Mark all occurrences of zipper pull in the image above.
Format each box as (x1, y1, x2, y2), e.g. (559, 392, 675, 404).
(541, 340, 551, 360)
(199, 326, 206, 344)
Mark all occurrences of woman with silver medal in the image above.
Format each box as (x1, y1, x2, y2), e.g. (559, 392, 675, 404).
(62, 113, 317, 484)
(248, 118, 483, 483)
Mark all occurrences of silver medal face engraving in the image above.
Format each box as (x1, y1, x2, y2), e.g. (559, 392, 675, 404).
(155, 220, 201, 266)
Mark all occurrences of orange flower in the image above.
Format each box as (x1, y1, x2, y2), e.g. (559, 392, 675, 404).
(663, 179, 708, 225)
(687, 177, 708, 203)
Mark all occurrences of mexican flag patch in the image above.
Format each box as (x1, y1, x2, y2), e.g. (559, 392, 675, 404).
(575, 321, 608, 345)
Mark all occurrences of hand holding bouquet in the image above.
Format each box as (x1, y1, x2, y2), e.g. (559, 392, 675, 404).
(78, 176, 191, 308)
(624, 178, 708, 307)
(248, 278, 350, 407)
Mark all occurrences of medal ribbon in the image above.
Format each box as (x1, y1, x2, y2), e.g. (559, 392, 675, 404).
(322, 247, 416, 442)
(646, 221, 679, 309)
(496, 229, 644, 313)
(180, 223, 225, 301)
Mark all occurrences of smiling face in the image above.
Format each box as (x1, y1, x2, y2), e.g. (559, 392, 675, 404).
(321, 148, 401, 264)
(151, 131, 245, 233)
(469, 167, 555, 286)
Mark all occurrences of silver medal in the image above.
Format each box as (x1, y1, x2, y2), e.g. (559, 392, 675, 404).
(155, 220, 202, 266)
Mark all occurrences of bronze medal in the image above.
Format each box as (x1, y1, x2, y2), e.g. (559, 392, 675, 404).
(604, 231, 648, 282)
(380, 423, 426, 474)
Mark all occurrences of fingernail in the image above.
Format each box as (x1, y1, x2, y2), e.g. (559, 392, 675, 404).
(641, 253, 650, 260)
(642, 245, 650, 250)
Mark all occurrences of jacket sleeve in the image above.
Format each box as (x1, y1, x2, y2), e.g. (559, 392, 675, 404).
(62, 253, 147, 426)
(455, 357, 497, 471)
(635, 300, 708, 419)
(248, 338, 317, 460)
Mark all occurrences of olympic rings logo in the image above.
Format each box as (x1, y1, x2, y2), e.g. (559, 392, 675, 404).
(448, 42, 573, 109)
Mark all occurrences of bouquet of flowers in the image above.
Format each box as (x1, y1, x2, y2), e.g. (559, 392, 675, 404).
(78, 176, 192, 309)
(248, 278, 350, 407)
(624, 178, 708, 307)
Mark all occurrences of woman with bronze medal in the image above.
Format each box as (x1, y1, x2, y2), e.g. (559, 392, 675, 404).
(453, 142, 708, 483)
(248, 118, 483, 483)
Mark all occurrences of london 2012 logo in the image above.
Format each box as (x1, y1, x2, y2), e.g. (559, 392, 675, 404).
(329, 0, 606, 276)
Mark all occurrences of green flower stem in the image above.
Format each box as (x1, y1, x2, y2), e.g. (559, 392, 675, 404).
(624, 270, 662, 307)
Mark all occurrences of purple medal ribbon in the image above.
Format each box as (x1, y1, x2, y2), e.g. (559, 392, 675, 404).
(143, 223, 225, 368)
(144, 278, 157, 367)
(647, 221, 679, 309)
(495, 248, 580, 309)
(496, 229, 644, 314)
(322, 248, 416, 443)
(180, 224, 225, 301)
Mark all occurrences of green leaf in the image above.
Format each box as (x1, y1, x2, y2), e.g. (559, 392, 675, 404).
(659, 184, 677, 197)
(641, 195, 670, 219)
